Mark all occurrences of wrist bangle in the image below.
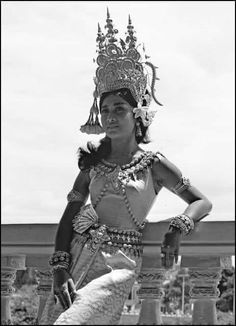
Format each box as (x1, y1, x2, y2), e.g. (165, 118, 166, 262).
(169, 214, 194, 235)
(51, 264, 69, 273)
(48, 251, 71, 267)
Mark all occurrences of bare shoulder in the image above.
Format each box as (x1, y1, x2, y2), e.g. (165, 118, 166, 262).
(72, 169, 91, 195)
(151, 152, 183, 188)
(150, 151, 211, 208)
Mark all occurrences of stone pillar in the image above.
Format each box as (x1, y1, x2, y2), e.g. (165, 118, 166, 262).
(233, 271, 235, 324)
(34, 268, 53, 324)
(137, 253, 166, 325)
(181, 255, 230, 325)
(178, 267, 189, 315)
(1, 255, 26, 325)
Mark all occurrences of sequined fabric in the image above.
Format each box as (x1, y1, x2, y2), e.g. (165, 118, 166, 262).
(54, 269, 136, 325)
(39, 151, 162, 325)
(39, 234, 142, 325)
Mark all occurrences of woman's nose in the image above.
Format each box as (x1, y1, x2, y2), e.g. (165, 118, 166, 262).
(107, 114, 116, 123)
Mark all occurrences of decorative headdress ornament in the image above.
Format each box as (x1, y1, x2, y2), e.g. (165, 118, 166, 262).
(80, 8, 163, 134)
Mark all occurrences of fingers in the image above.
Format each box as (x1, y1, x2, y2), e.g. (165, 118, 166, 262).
(54, 294, 58, 305)
(161, 246, 175, 269)
(163, 230, 181, 248)
(162, 254, 174, 268)
(62, 288, 72, 308)
(57, 291, 69, 310)
(68, 278, 77, 303)
(54, 290, 65, 308)
(174, 249, 179, 264)
(54, 286, 72, 310)
(59, 289, 72, 310)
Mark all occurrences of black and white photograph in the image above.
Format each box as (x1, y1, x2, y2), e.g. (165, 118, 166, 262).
(2, 1, 235, 325)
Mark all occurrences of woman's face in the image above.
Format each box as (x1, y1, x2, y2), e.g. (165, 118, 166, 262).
(100, 94, 136, 140)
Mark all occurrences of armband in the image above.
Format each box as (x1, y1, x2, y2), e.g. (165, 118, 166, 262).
(67, 189, 87, 203)
(171, 177, 190, 195)
(169, 214, 194, 235)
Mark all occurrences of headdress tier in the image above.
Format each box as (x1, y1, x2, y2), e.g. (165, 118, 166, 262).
(80, 9, 162, 134)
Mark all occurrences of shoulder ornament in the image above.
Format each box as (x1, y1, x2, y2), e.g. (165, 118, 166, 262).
(90, 151, 158, 181)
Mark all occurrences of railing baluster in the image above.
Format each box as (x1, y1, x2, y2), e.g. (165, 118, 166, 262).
(35, 268, 53, 324)
(181, 255, 232, 325)
(137, 253, 165, 325)
(1, 222, 234, 325)
(1, 255, 26, 325)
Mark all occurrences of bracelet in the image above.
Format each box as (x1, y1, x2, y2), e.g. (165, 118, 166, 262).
(48, 251, 71, 267)
(171, 177, 191, 195)
(51, 264, 69, 273)
(169, 214, 194, 235)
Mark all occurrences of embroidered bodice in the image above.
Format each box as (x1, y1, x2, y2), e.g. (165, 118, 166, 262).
(88, 151, 159, 231)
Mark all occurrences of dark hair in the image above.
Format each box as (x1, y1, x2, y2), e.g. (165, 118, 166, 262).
(78, 88, 151, 170)
(100, 88, 151, 144)
(100, 88, 137, 110)
(78, 136, 111, 170)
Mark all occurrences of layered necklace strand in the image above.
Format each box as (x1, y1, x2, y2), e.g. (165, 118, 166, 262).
(92, 151, 156, 230)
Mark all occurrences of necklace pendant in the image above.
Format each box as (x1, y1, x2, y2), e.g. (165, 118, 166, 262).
(108, 166, 123, 192)
(113, 180, 121, 191)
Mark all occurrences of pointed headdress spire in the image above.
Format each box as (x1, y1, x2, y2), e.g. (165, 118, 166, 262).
(107, 7, 110, 19)
(80, 9, 162, 134)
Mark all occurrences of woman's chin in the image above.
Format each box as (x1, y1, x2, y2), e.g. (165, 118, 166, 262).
(105, 129, 120, 138)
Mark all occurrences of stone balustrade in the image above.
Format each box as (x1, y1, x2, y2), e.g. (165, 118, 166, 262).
(1, 255, 26, 325)
(1, 221, 235, 325)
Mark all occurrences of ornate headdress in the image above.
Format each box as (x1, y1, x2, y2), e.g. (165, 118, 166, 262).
(80, 8, 162, 134)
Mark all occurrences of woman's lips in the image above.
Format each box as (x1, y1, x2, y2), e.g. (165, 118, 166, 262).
(107, 124, 119, 129)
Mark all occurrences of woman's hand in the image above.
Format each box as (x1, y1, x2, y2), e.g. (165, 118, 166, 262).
(161, 227, 182, 269)
(53, 269, 77, 310)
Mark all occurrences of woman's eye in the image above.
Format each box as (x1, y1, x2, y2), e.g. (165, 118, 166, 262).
(101, 109, 108, 114)
(116, 107, 125, 113)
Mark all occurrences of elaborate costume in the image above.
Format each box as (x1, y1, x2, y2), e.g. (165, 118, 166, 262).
(40, 151, 192, 325)
(39, 9, 194, 325)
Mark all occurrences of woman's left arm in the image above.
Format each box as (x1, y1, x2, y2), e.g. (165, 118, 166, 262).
(152, 154, 213, 221)
(151, 154, 213, 267)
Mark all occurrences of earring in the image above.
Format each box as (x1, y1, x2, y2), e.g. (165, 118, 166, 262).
(135, 121, 142, 138)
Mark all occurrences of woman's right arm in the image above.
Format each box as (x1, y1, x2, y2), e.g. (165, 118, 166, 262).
(51, 169, 90, 310)
(54, 170, 90, 252)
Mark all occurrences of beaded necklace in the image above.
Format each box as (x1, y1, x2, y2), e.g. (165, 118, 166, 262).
(92, 151, 157, 230)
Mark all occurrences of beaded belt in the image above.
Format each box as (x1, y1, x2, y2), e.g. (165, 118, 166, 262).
(76, 226, 143, 256)
(72, 203, 143, 256)
(101, 227, 143, 256)
(106, 227, 142, 244)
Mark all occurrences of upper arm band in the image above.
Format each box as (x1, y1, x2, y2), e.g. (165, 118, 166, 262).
(67, 189, 88, 203)
(170, 177, 191, 195)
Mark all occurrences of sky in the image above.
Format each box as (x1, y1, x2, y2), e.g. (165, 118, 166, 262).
(2, 1, 235, 224)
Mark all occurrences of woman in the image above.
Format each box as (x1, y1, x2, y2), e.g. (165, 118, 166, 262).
(39, 11, 212, 325)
